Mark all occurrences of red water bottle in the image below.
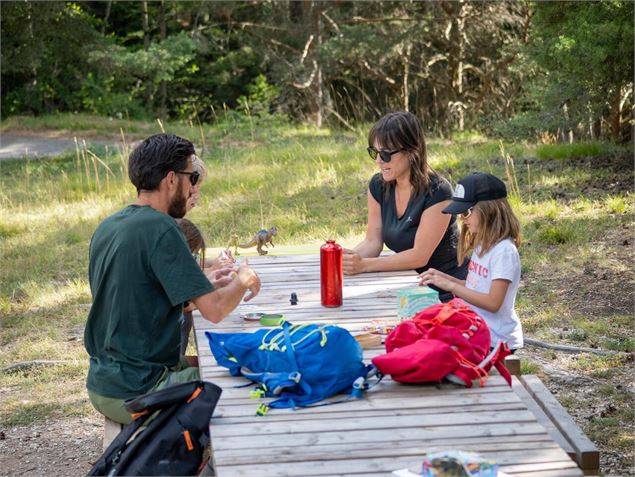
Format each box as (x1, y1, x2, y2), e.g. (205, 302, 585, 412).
(320, 240, 343, 307)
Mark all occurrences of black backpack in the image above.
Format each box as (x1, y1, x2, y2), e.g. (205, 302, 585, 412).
(88, 381, 222, 476)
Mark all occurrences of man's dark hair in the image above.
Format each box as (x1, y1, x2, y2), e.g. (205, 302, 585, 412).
(128, 134, 195, 192)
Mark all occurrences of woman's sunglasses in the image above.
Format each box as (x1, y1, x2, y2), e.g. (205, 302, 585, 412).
(460, 207, 474, 219)
(176, 170, 201, 186)
(367, 146, 403, 163)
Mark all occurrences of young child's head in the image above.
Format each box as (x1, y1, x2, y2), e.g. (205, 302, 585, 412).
(175, 218, 206, 268)
(186, 156, 208, 212)
(443, 172, 521, 263)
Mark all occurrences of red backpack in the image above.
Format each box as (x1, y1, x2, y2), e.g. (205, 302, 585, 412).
(372, 299, 512, 387)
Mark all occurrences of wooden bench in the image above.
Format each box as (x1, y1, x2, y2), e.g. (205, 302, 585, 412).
(504, 354, 521, 376)
(501, 357, 599, 475)
(103, 416, 123, 451)
(518, 375, 600, 475)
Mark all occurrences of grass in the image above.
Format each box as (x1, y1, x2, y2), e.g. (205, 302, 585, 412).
(1, 113, 634, 465)
(535, 141, 621, 160)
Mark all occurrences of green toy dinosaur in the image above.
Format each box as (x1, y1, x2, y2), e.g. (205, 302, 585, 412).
(227, 233, 240, 256)
(237, 226, 278, 255)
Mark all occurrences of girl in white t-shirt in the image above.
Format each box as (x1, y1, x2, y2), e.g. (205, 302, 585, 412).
(418, 172, 523, 350)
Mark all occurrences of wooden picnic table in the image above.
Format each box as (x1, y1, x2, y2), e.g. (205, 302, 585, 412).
(194, 253, 584, 477)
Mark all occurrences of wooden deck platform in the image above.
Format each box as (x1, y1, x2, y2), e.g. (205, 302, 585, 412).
(194, 253, 587, 476)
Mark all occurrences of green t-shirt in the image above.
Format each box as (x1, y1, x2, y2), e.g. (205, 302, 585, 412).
(84, 205, 214, 399)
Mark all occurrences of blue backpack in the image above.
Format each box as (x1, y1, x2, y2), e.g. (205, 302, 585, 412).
(206, 322, 376, 413)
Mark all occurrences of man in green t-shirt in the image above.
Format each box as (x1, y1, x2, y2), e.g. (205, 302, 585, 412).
(84, 133, 261, 424)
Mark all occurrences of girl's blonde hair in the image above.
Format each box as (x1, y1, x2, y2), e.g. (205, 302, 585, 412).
(175, 218, 206, 268)
(457, 198, 521, 264)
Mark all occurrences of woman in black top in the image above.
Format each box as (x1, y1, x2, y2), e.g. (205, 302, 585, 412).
(343, 112, 467, 301)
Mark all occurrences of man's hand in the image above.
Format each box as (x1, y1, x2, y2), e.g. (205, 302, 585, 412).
(236, 258, 261, 302)
(205, 267, 236, 289)
(418, 268, 455, 292)
(342, 248, 365, 275)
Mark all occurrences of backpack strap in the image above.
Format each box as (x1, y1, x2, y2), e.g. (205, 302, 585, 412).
(487, 342, 512, 386)
(447, 343, 513, 387)
(267, 364, 383, 411)
(447, 352, 490, 388)
(240, 367, 310, 397)
(430, 301, 472, 326)
(124, 381, 200, 415)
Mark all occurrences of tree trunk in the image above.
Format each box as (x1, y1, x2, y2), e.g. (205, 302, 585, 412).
(101, 0, 112, 35)
(441, 0, 467, 132)
(290, 0, 306, 23)
(314, 1, 323, 128)
(455, 1, 465, 131)
(159, 0, 167, 121)
(402, 44, 411, 112)
(141, 1, 152, 110)
(142, 1, 150, 50)
(610, 87, 621, 142)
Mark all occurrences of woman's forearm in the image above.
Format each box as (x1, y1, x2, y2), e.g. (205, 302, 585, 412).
(361, 248, 430, 273)
(353, 239, 383, 258)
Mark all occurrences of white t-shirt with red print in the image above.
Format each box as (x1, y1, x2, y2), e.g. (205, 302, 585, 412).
(465, 238, 523, 349)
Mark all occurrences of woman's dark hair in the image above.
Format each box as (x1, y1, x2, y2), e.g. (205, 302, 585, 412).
(128, 133, 195, 193)
(368, 111, 436, 197)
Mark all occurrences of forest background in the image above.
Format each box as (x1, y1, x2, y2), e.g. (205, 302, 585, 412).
(1, 0, 633, 141)
(0, 1, 634, 476)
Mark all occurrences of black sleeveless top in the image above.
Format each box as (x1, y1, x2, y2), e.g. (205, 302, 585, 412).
(369, 173, 468, 299)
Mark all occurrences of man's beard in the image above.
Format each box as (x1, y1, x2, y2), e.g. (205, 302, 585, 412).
(168, 181, 188, 218)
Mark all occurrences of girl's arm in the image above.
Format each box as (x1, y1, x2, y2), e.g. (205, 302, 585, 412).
(418, 268, 465, 286)
(420, 269, 510, 313)
(344, 199, 452, 275)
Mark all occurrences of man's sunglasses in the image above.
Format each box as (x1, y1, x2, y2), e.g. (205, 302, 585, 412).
(461, 207, 473, 219)
(367, 146, 403, 163)
(176, 170, 201, 186)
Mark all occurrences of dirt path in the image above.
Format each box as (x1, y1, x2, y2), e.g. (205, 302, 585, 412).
(0, 414, 102, 476)
(0, 134, 114, 160)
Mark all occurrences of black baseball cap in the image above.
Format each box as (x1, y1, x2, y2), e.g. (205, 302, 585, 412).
(442, 172, 507, 215)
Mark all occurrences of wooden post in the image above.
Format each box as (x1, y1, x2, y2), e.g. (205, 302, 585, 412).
(504, 354, 521, 376)
(103, 416, 123, 451)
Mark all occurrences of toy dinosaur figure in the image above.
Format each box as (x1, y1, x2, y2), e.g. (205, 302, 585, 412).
(238, 226, 277, 255)
(227, 233, 240, 256)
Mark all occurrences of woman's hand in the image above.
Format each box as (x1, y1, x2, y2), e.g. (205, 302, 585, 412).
(418, 268, 456, 292)
(342, 248, 366, 275)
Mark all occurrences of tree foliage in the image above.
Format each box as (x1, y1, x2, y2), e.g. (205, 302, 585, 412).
(1, 1, 632, 142)
(525, 1, 633, 141)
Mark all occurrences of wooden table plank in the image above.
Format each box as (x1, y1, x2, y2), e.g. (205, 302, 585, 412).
(194, 253, 583, 477)
(213, 437, 560, 465)
(213, 451, 579, 477)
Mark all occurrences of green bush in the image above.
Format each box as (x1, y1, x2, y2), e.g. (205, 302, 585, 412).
(535, 223, 577, 245)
